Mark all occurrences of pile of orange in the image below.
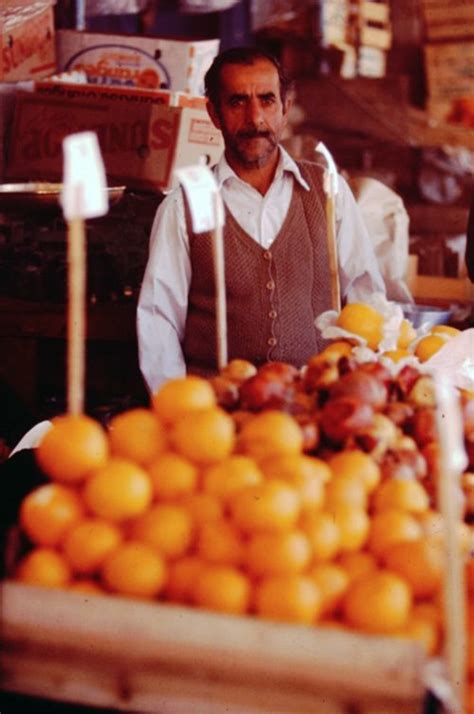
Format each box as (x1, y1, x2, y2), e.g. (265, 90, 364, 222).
(13, 373, 473, 663)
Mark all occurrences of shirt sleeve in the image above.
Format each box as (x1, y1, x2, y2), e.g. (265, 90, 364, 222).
(136, 189, 191, 394)
(335, 175, 387, 304)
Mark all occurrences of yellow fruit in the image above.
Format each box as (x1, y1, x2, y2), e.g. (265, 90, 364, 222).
(20, 483, 84, 547)
(260, 453, 329, 511)
(300, 511, 341, 562)
(131, 504, 193, 560)
(16, 547, 71, 588)
(327, 449, 380, 493)
(196, 520, 244, 566)
(343, 570, 412, 633)
(36, 414, 108, 483)
(367, 508, 423, 558)
(229, 479, 301, 534)
(152, 376, 216, 424)
(414, 334, 447, 362)
(246, 530, 312, 577)
(397, 319, 417, 349)
(336, 303, 384, 350)
(164, 556, 205, 603)
(308, 563, 350, 617)
(373, 478, 429, 514)
(101, 541, 167, 598)
(238, 410, 303, 461)
(83, 458, 153, 522)
(62, 518, 122, 575)
(431, 325, 460, 338)
(202, 455, 263, 504)
(192, 565, 251, 615)
(255, 575, 322, 624)
(171, 407, 235, 465)
(382, 538, 444, 599)
(327, 504, 370, 552)
(148, 452, 198, 501)
(108, 408, 167, 466)
(382, 349, 411, 363)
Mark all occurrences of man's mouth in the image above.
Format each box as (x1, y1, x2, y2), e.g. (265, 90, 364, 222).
(237, 130, 272, 141)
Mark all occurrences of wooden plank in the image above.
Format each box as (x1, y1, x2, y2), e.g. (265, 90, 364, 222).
(0, 581, 428, 712)
(407, 274, 474, 304)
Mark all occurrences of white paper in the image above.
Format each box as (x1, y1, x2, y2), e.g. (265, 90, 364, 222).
(426, 329, 474, 393)
(61, 131, 108, 220)
(175, 164, 225, 233)
(315, 141, 339, 196)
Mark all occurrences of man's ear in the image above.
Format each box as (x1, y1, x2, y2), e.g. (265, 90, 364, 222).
(282, 93, 293, 118)
(206, 100, 222, 130)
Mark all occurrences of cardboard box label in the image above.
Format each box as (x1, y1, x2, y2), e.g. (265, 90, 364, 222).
(1, 2, 56, 82)
(7, 91, 223, 191)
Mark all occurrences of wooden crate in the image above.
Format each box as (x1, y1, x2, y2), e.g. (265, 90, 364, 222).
(0, 581, 431, 713)
(420, 0, 474, 41)
(424, 40, 474, 120)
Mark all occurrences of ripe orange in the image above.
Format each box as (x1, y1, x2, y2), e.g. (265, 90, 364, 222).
(152, 376, 216, 424)
(101, 541, 167, 598)
(148, 451, 198, 501)
(246, 530, 311, 577)
(372, 478, 429, 514)
(83, 458, 153, 522)
(171, 407, 235, 465)
(220, 359, 257, 383)
(321, 340, 354, 360)
(196, 520, 244, 566)
(254, 574, 322, 624)
(192, 565, 251, 615)
(164, 556, 205, 604)
(327, 449, 381, 494)
(300, 511, 341, 562)
(36, 414, 108, 483)
(16, 547, 71, 588)
(327, 504, 370, 552)
(367, 508, 423, 559)
(382, 538, 444, 599)
(62, 518, 122, 574)
(431, 325, 460, 338)
(337, 551, 377, 584)
(237, 410, 304, 461)
(382, 349, 411, 363)
(343, 569, 412, 633)
(131, 504, 193, 560)
(229, 479, 301, 534)
(396, 613, 440, 656)
(108, 408, 167, 466)
(397, 319, 417, 350)
(336, 303, 384, 350)
(177, 492, 223, 528)
(202, 455, 263, 505)
(308, 563, 350, 617)
(414, 334, 447, 362)
(259, 453, 329, 511)
(20, 483, 84, 547)
(324, 475, 368, 510)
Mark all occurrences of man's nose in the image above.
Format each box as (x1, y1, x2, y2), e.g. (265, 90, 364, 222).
(246, 97, 264, 126)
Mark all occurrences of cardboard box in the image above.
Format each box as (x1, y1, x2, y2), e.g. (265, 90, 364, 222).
(420, 0, 474, 41)
(56, 29, 219, 95)
(424, 41, 474, 120)
(6, 87, 224, 192)
(1, 1, 56, 82)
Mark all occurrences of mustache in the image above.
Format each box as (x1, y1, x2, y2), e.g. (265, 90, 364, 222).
(236, 129, 273, 140)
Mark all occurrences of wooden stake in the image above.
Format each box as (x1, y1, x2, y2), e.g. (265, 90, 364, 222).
(212, 191, 228, 371)
(67, 216, 86, 415)
(325, 189, 341, 311)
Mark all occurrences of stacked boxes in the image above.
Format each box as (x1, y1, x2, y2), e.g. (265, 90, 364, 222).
(0, 0, 56, 82)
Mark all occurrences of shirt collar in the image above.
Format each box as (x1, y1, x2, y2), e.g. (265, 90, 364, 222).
(213, 146, 310, 192)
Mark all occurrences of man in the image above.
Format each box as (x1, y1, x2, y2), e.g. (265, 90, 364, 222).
(137, 46, 385, 394)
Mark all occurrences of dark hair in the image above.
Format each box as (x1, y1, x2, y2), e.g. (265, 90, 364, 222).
(204, 46, 292, 109)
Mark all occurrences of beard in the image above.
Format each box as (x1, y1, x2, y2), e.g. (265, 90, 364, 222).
(224, 128, 279, 169)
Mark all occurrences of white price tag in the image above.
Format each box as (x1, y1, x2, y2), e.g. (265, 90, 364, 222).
(316, 141, 339, 196)
(61, 131, 108, 220)
(175, 164, 224, 233)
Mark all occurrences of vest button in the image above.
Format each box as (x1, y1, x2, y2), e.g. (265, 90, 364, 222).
(266, 280, 275, 290)
(263, 251, 272, 260)
(268, 310, 277, 319)
(267, 337, 277, 346)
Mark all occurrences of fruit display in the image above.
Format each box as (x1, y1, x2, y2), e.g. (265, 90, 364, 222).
(5, 300, 474, 711)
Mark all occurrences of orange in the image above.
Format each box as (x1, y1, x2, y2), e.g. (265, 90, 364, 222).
(327, 504, 370, 552)
(246, 530, 311, 577)
(36, 414, 108, 483)
(327, 449, 380, 494)
(164, 556, 205, 604)
(101, 541, 167, 598)
(367, 508, 423, 559)
(202, 455, 263, 504)
(196, 520, 244, 566)
(192, 565, 251, 615)
(382, 349, 411, 363)
(152, 376, 216, 424)
(259, 453, 329, 511)
(431, 325, 460, 338)
(237, 410, 304, 461)
(336, 303, 384, 350)
(372, 478, 429, 514)
(255, 574, 322, 624)
(321, 340, 354, 360)
(383, 538, 443, 598)
(324, 475, 368, 510)
(83, 458, 153, 522)
(177, 492, 223, 528)
(108, 408, 167, 466)
(343, 569, 412, 634)
(16, 547, 71, 588)
(397, 319, 417, 350)
(148, 452, 198, 501)
(220, 359, 257, 383)
(337, 551, 377, 584)
(62, 518, 122, 574)
(308, 563, 350, 617)
(68, 579, 105, 595)
(300, 511, 341, 561)
(395, 613, 441, 656)
(414, 334, 447, 362)
(20, 483, 84, 547)
(131, 504, 193, 560)
(229, 479, 301, 534)
(418, 511, 472, 553)
(171, 407, 235, 465)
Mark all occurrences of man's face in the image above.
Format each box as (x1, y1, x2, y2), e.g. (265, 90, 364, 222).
(207, 58, 290, 170)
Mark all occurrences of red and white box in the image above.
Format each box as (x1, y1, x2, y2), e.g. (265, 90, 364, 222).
(1, 1, 56, 82)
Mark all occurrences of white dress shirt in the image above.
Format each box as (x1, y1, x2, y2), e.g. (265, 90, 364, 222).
(137, 147, 386, 393)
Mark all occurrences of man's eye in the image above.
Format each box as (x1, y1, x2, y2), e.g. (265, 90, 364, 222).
(229, 97, 245, 107)
(261, 96, 276, 106)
